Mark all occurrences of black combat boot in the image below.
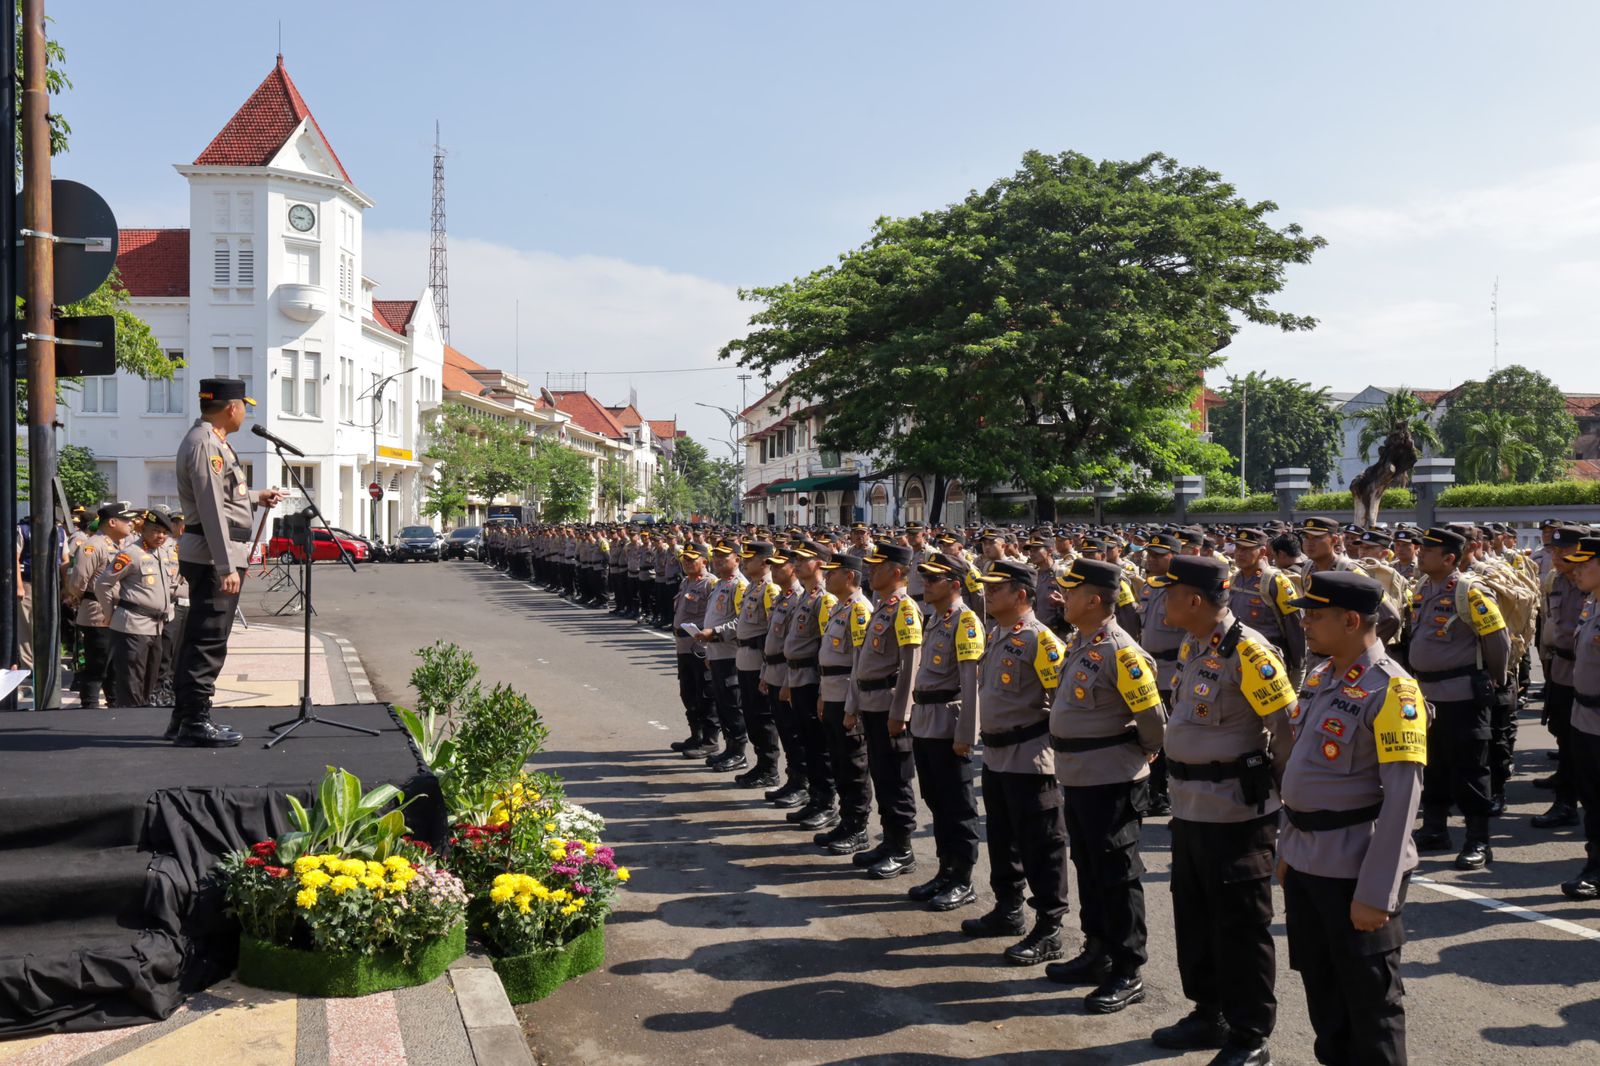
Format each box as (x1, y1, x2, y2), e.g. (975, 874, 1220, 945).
(929, 865, 977, 912)
(1455, 816, 1492, 870)
(961, 904, 1027, 939)
(907, 862, 952, 903)
(1413, 806, 1452, 851)
(174, 704, 243, 748)
(1003, 920, 1064, 965)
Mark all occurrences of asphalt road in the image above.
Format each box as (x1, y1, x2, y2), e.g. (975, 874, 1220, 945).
(310, 559, 1600, 1065)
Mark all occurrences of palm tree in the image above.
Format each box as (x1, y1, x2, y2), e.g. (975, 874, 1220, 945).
(1459, 410, 1541, 482)
(1348, 389, 1443, 525)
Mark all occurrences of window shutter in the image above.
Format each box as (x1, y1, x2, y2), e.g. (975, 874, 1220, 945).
(213, 243, 230, 286)
(236, 243, 254, 286)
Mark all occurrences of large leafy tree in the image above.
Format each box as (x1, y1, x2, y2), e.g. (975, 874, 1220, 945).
(1209, 372, 1342, 491)
(17, 442, 105, 505)
(1437, 366, 1576, 483)
(649, 466, 694, 518)
(597, 459, 637, 514)
(1458, 410, 1543, 483)
(534, 441, 595, 522)
(423, 403, 538, 506)
(723, 150, 1323, 519)
(1345, 389, 1443, 524)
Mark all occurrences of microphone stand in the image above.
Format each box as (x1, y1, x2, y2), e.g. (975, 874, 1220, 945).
(263, 439, 378, 748)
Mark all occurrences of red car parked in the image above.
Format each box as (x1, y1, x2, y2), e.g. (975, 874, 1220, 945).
(267, 527, 370, 563)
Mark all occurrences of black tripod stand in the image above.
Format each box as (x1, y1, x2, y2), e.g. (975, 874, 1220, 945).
(263, 442, 378, 749)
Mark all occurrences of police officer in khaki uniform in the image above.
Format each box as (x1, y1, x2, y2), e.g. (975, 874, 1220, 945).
(727, 541, 783, 789)
(1048, 558, 1167, 1014)
(1137, 531, 1185, 815)
(815, 554, 875, 853)
(1230, 527, 1306, 687)
(759, 547, 809, 804)
(1532, 526, 1589, 829)
(1558, 535, 1600, 899)
(1277, 570, 1426, 1066)
(669, 546, 719, 757)
(173, 378, 285, 746)
(780, 540, 839, 828)
(66, 503, 135, 707)
(1151, 556, 1296, 1065)
(96, 509, 178, 708)
(960, 559, 1073, 965)
(694, 543, 751, 771)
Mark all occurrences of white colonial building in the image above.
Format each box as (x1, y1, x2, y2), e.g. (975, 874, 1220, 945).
(63, 58, 444, 540)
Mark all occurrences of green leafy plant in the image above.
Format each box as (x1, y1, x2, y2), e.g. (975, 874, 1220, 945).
(1295, 488, 1414, 512)
(1436, 480, 1600, 508)
(398, 642, 482, 769)
(277, 767, 416, 863)
(1188, 493, 1276, 514)
(1106, 491, 1175, 516)
(446, 685, 549, 807)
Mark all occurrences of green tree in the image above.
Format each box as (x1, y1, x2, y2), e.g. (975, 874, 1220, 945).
(704, 458, 742, 521)
(1209, 372, 1342, 491)
(16, 442, 106, 505)
(649, 466, 694, 518)
(420, 472, 468, 527)
(1347, 389, 1442, 525)
(1458, 410, 1543, 483)
(722, 150, 1323, 519)
(423, 403, 538, 505)
(597, 459, 636, 514)
(12, 0, 71, 179)
(1437, 366, 1577, 483)
(535, 440, 595, 521)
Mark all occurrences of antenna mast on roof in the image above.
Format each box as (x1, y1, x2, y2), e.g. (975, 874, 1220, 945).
(429, 121, 451, 346)
(1490, 276, 1499, 372)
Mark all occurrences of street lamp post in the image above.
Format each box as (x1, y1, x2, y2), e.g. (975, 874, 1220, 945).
(356, 366, 416, 541)
(695, 400, 744, 523)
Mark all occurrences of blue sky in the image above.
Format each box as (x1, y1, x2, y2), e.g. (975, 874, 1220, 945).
(50, 1, 1600, 445)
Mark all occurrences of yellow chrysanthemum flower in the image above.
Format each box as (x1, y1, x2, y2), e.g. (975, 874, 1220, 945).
(296, 887, 318, 908)
(544, 822, 557, 832)
(365, 861, 385, 878)
(329, 875, 357, 895)
(383, 856, 411, 871)
(300, 870, 331, 889)
(490, 884, 514, 904)
(341, 859, 368, 878)
(387, 880, 408, 894)
(360, 874, 385, 891)
(584, 842, 597, 857)
(515, 895, 533, 914)
(617, 867, 631, 882)
(293, 856, 322, 875)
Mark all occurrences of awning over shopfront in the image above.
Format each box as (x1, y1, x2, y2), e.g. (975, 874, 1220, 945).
(765, 474, 860, 495)
(743, 481, 774, 499)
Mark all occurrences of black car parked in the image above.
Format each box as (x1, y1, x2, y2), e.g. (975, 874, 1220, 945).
(395, 525, 442, 562)
(443, 526, 481, 560)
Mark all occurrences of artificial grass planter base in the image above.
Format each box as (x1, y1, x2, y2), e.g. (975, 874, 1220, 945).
(237, 924, 467, 997)
(492, 922, 606, 1004)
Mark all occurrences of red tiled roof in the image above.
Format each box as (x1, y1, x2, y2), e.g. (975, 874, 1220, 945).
(114, 229, 189, 297)
(606, 404, 645, 428)
(1410, 388, 1453, 406)
(648, 419, 680, 440)
(550, 391, 628, 438)
(372, 300, 418, 336)
(441, 345, 489, 393)
(444, 345, 487, 372)
(743, 481, 773, 499)
(193, 56, 351, 183)
(1562, 394, 1600, 417)
(1571, 459, 1600, 481)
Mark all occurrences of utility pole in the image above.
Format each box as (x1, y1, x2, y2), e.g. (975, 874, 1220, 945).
(1, 4, 17, 699)
(1239, 376, 1248, 495)
(1490, 277, 1500, 372)
(23, 0, 60, 709)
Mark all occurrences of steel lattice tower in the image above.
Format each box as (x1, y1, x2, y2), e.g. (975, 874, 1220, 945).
(429, 121, 451, 345)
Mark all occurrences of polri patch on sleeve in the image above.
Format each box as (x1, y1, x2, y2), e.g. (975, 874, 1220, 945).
(1114, 646, 1161, 713)
(1373, 676, 1428, 764)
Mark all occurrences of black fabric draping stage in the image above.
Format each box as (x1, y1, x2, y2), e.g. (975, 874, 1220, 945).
(0, 704, 445, 1036)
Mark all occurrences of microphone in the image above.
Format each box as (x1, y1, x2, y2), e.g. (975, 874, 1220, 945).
(251, 422, 306, 457)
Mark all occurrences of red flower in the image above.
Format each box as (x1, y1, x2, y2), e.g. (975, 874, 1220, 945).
(403, 837, 434, 855)
(264, 865, 290, 879)
(244, 856, 264, 867)
(250, 840, 277, 857)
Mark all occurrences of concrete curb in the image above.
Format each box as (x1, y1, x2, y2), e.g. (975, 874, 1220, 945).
(448, 954, 535, 1066)
(329, 633, 378, 703)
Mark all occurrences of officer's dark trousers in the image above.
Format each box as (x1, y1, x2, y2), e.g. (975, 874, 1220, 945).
(912, 735, 980, 871)
(708, 658, 746, 746)
(1544, 682, 1578, 805)
(675, 653, 716, 740)
(1572, 726, 1600, 872)
(110, 629, 163, 708)
(862, 712, 917, 841)
(175, 563, 243, 716)
(980, 766, 1069, 923)
(1064, 778, 1149, 974)
(822, 700, 871, 825)
(157, 605, 187, 696)
(790, 683, 835, 800)
(1170, 814, 1278, 1046)
(739, 669, 782, 767)
(768, 685, 808, 785)
(1421, 698, 1493, 819)
(1283, 868, 1408, 1066)
(1489, 680, 1518, 797)
(76, 625, 112, 699)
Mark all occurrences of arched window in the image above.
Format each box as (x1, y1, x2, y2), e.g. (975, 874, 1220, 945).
(903, 478, 925, 524)
(944, 480, 966, 528)
(869, 483, 889, 525)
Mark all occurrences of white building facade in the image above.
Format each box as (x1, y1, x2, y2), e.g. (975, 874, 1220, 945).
(63, 58, 443, 541)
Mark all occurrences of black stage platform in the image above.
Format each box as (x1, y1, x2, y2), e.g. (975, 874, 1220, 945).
(0, 704, 444, 1035)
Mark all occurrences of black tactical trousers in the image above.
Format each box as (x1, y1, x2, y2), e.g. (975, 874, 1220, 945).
(769, 685, 808, 784)
(1283, 868, 1408, 1066)
(1544, 682, 1577, 804)
(822, 700, 871, 826)
(1572, 726, 1600, 872)
(739, 669, 783, 766)
(862, 712, 917, 842)
(76, 625, 113, 698)
(708, 658, 746, 746)
(790, 683, 835, 800)
(175, 563, 243, 716)
(675, 653, 716, 739)
(1421, 698, 1493, 819)
(1170, 814, 1278, 1046)
(157, 605, 187, 696)
(1489, 681, 1518, 797)
(980, 766, 1069, 923)
(1063, 777, 1150, 974)
(110, 629, 164, 708)
(911, 735, 980, 871)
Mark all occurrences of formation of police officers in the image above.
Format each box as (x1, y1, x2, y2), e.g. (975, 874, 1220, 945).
(483, 513, 1600, 1066)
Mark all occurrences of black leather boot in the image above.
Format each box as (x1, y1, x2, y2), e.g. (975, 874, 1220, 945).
(960, 904, 1027, 938)
(174, 705, 242, 748)
(1003, 921, 1064, 965)
(907, 862, 952, 902)
(1455, 816, 1492, 870)
(1413, 806, 1452, 851)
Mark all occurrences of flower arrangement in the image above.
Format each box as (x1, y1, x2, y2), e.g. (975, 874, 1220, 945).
(480, 840, 628, 957)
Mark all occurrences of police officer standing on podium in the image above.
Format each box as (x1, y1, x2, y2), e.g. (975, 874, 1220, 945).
(171, 378, 285, 746)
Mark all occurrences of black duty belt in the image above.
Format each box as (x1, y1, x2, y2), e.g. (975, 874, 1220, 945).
(1169, 757, 1248, 781)
(821, 664, 852, 676)
(763, 652, 786, 665)
(1051, 730, 1138, 753)
(1283, 802, 1383, 831)
(1411, 665, 1479, 683)
(786, 656, 819, 669)
(117, 599, 167, 620)
(857, 673, 900, 692)
(913, 688, 960, 704)
(194, 524, 251, 543)
(1575, 691, 1600, 709)
(1551, 648, 1575, 661)
(738, 636, 765, 649)
(981, 719, 1050, 748)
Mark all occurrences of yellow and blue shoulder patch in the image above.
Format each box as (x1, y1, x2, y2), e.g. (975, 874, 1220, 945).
(1237, 638, 1295, 717)
(894, 596, 923, 646)
(1034, 628, 1064, 689)
(1465, 584, 1506, 636)
(955, 608, 984, 662)
(1272, 573, 1299, 615)
(1114, 645, 1162, 713)
(1374, 676, 1428, 764)
(818, 591, 838, 631)
(763, 582, 779, 613)
(850, 599, 871, 648)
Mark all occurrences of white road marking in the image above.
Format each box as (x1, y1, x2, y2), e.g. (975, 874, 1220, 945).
(645, 720, 671, 731)
(1412, 875, 1600, 942)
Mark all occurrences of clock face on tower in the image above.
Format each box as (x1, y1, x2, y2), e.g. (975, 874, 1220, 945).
(288, 204, 316, 232)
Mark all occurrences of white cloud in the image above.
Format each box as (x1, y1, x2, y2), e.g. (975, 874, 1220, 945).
(362, 230, 757, 444)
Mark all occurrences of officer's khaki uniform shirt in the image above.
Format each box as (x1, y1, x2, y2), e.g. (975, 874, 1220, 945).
(702, 572, 747, 663)
(94, 542, 173, 636)
(910, 597, 982, 740)
(1229, 566, 1304, 673)
(1280, 646, 1427, 911)
(1137, 582, 1186, 686)
(1542, 572, 1584, 688)
(1572, 595, 1600, 737)
(761, 582, 803, 686)
(1049, 618, 1166, 787)
(783, 586, 834, 689)
(819, 589, 872, 704)
(729, 576, 778, 673)
(849, 588, 921, 719)
(177, 419, 256, 578)
(973, 609, 1063, 775)
(1407, 571, 1511, 700)
(672, 573, 716, 655)
(1166, 612, 1296, 822)
(68, 532, 118, 626)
